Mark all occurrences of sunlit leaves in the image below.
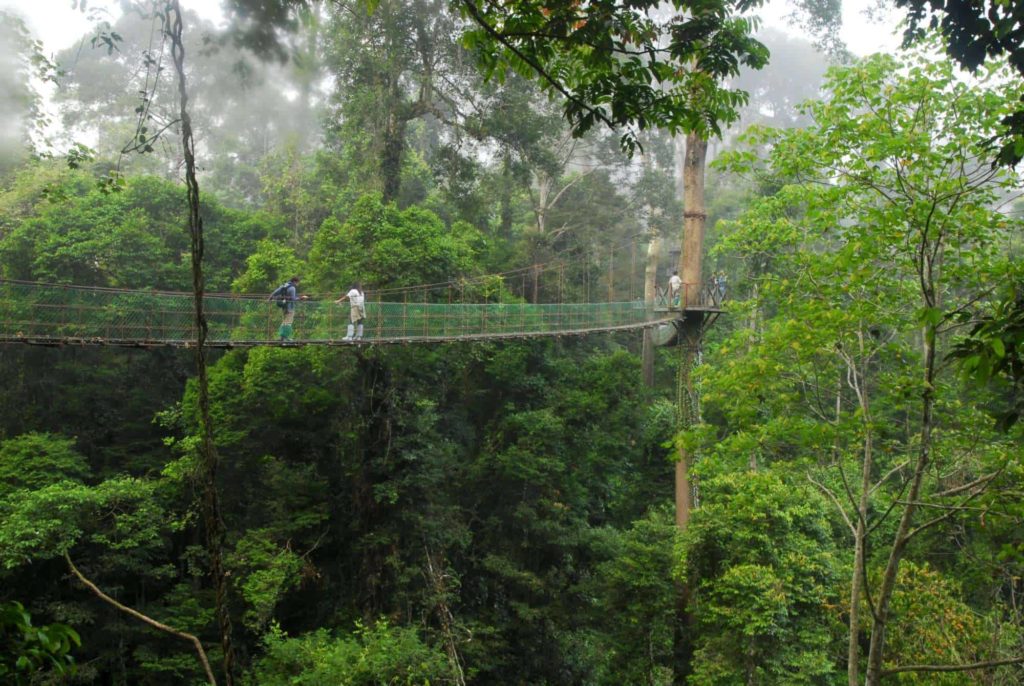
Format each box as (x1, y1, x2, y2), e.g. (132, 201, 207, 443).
(227, 530, 304, 632)
(0, 476, 164, 569)
(684, 472, 840, 683)
(699, 42, 1024, 678)
(897, 0, 1024, 164)
(308, 193, 479, 291)
(0, 433, 91, 498)
(252, 620, 451, 684)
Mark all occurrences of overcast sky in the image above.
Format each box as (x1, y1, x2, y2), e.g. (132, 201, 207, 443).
(5, 0, 900, 58)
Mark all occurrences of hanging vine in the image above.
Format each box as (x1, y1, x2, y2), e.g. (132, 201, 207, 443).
(166, 2, 236, 683)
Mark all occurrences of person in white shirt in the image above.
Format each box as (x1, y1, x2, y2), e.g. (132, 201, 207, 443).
(334, 283, 366, 341)
(668, 270, 682, 309)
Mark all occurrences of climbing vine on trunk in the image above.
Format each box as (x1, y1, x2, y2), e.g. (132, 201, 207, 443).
(167, 2, 236, 683)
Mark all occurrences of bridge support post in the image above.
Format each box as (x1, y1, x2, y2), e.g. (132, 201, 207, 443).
(674, 316, 701, 527)
(671, 131, 709, 686)
(676, 132, 707, 529)
(642, 236, 662, 387)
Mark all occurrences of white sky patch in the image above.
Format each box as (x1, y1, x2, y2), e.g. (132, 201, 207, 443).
(1, 0, 907, 155)
(1, 0, 225, 56)
(758, 0, 903, 56)
(1, 0, 226, 152)
(7, 0, 904, 59)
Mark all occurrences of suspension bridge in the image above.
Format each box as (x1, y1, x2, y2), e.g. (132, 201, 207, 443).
(0, 275, 722, 348)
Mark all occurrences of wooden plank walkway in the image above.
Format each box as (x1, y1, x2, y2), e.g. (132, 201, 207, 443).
(0, 317, 708, 348)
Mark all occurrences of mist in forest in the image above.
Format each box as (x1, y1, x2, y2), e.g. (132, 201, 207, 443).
(3, 2, 1022, 685)
(737, 26, 830, 127)
(0, 15, 32, 174)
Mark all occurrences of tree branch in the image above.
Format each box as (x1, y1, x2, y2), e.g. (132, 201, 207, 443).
(932, 471, 1000, 498)
(808, 475, 856, 536)
(868, 460, 909, 495)
(458, 0, 617, 132)
(881, 655, 1024, 675)
(65, 552, 217, 685)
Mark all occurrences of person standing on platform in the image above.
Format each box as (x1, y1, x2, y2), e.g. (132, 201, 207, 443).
(668, 270, 682, 309)
(269, 276, 308, 342)
(335, 283, 365, 341)
(714, 271, 727, 305)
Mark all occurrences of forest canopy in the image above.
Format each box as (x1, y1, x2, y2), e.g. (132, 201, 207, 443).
(0, 1, 1022, 685)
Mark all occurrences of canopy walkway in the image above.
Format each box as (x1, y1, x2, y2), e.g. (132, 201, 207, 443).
(0, 279, 722, 348)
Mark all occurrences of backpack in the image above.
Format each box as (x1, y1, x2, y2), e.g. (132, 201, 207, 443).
(272, 282, 293, 309)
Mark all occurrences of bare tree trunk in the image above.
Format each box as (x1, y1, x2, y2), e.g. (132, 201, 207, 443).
(535, 176, 550, 234)
(847, 331, 874, 686)
(680, 133, 707, 308)
(675, 322, 700, 528)
(499, 150, 514, 240)
(672, 318, 701, 686)
(849, 519, 866, 685)
(675, 132, 708, 528)
(672, 132, 708, 685)
(674, 136, 686, 200)
(864, 326, 936, 685)
(381, 108, 404, 203)
(642, 236, 662, 387)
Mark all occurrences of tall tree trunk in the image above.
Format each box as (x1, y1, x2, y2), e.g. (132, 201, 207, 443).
(676, 131, 708, 527)
(680, 132, 707, 309)
(864, 324, 936, 685)
(499, 150, 514, 240)
(675, 322, 700, 528)
(381, 109, 404, 203)
(672, 131, 708, 685)
(642, 236, 662, 387)
(849, 515, 867, 686)
(848, 331, 873, 686)
(863, 236, 941, 685)
(168, 4, 235, 683)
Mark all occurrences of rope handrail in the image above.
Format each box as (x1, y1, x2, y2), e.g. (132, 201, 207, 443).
(0, 278, 722, 346)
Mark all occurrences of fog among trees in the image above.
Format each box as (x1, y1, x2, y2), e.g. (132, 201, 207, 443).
(1, 1, 1022, 685)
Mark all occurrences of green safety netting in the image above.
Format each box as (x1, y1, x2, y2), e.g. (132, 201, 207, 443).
(0, 280, 673, 344)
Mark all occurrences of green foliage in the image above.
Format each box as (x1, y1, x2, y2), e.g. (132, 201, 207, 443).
(701, 41, 1024, 682)
(232, 239, 305, 294)
(872, 562, 990, 685)
(228, 529, 305, 632)
(587, 508, 679, 686)
(460, 0, 770, 151)
(0, 476, 164, 569)
(0, 432, 90, 497)
(897, 0, 1024, 164)
(308, 194, 479, 291)
(0, 172, 279, 290)
(0, 601, 80, 685)
(950, 281, 1024, 430)
(684, 472, 840, 684)
(250, 620, 452, 685)
(15, 7, 1024, 684)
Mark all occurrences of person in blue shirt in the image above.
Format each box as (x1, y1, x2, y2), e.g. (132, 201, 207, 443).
(269, 277, 307, 341)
